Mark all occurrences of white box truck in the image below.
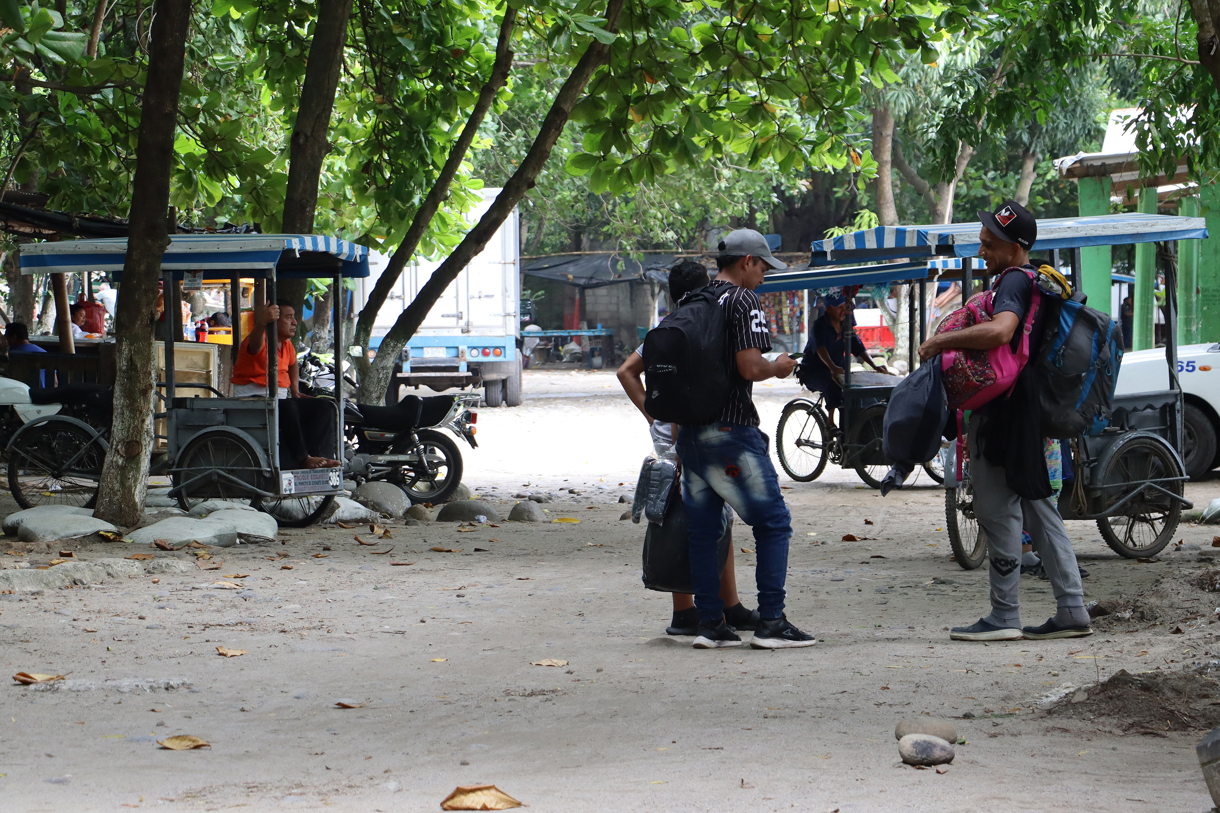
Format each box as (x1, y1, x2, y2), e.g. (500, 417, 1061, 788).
(359, 189, 522, 406)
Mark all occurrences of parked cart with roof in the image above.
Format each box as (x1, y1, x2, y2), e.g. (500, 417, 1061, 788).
(762, 213, 1204, 566)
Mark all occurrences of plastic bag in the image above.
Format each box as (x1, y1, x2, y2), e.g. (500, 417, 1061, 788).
(631, 447, 679, 525)
(642, 499, 732, 594)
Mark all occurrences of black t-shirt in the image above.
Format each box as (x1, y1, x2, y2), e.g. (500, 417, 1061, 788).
(978, 265, 1038, 415)
(707, 279, 771, 427)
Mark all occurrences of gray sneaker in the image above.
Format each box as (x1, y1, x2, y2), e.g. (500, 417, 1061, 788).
(950, 618, 1023, 642)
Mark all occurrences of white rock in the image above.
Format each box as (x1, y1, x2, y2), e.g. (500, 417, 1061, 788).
(207, 509, 279, 542)
(187, 500, 257, 518)
(17, 514, 117, 544)
(1202, 497, 1220, 524)
(508, 501, 547, 522)
(405, 504, 433, 523)
(436, 500, 502, 523)
(351, 482, 410, 519)
(898, 734, 955, 766)
(145, 487, 177, 508)
(325, 497, 378, 524)
(895, 718, 958, 743)
(3, 505, 94, 536)
(127, 509, 278, 549)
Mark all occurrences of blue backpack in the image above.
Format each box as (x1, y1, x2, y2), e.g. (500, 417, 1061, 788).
(1031, 267, 1124, 439)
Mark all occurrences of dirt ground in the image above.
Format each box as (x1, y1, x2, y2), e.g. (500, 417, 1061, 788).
(2, 369, 1220, 811)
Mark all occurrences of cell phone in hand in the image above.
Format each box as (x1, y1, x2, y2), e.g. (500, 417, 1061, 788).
(787, 352, 803, 361)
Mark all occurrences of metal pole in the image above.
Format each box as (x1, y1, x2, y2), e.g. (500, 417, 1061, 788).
(918, 278, 927, 346)
(1165, 261, 1182, 455)
(842, 288, 854, 417)
(52, 272, 75, 354)
(1071, 247, 1083, 302)
(333, 273, 344, 463)
(907, 282, 915, 372)
(962, 258, 973, 311)
(230, 277, 241, 362)
(163, 271, 176, 401)
(266, 268, 279, 472)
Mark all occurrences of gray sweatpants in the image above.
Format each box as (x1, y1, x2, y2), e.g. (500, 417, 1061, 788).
(968, 414, 1084, 627)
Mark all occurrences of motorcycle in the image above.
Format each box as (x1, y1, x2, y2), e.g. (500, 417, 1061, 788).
(298, 351, 478, 505)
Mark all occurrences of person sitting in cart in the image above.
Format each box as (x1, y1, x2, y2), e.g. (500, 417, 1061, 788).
(799, 292, 889, 427)
(917, 200, 1091, 642)
(231, 300, 341, 470)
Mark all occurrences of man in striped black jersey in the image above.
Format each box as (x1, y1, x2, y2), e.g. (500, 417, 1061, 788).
(676, 229, 817, 650)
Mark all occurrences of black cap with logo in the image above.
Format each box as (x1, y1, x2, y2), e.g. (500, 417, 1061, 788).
(978, 200, 1037, 249)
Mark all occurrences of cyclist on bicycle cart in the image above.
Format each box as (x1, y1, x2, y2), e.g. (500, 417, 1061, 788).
(798, 292, 889, 427)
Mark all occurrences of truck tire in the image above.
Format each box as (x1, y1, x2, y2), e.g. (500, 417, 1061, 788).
(1183, 402, 1217, 480)
(505, 359, 523, 407)
(484, 378, 504, 407)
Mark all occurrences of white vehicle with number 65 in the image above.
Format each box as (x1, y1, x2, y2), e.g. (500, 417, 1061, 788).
(1114, 342, 1220, 479)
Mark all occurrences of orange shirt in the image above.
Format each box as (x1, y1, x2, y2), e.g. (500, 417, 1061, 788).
(231, 335, 293, 389)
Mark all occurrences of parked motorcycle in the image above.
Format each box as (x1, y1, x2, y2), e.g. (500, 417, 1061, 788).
(298, 351, 478, 505)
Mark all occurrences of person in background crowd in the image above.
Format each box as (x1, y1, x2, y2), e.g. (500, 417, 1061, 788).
(1121, 293, 1134, 351)
(617, 259, 760, 637)
(69, 303, 87, 339)
(5, 322, 48, 386)
(677, 229, 815, 650)
(799, 292, 890, 427)
(918, 200, 1091, 642)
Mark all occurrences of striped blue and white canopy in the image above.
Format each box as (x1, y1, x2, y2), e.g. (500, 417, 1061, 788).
(19, 234, 370, 279)
(810, 213, 1208, 265)
(755, 260, 932, 294)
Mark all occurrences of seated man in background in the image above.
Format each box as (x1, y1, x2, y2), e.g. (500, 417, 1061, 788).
(231, 301, 340, 470)
(799, 292, 889, 427)
(5, 322, 48, 387)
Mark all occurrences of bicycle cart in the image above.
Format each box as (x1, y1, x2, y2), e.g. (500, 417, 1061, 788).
(774, 213, 1206, 566)
(8, 234, 369, 526)
(760, 258, 952, 488)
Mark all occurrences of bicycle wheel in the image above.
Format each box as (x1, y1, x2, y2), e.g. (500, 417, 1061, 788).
(7, 418, 105, 510)
(392, 429, 464, 505)
(945, 470, 987, 569)
(173, 430, 264, 512)
(922, 454, 945, 485)
(255, 494, 337, 528)
(846, 404, 889, 489)
(1094, 433, 1183, 559)
(776, 401, 830, 482)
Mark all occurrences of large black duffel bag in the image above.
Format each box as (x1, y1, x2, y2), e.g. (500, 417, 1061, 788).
(642, 496, 732, 594)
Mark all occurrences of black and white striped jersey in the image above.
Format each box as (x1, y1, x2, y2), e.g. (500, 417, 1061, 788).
(706, 279, 771, 427)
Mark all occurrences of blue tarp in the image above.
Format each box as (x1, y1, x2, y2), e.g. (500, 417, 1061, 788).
(809, 213, 1208, 265)
(19, 234, 370, 279)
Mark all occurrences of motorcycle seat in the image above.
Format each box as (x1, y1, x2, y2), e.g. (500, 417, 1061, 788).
(351, 395, 424, 431)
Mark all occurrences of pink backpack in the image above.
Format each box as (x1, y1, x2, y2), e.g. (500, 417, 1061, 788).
(936, 266, 1040, 411)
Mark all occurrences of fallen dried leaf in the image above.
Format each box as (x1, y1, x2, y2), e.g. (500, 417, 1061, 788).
(370, 524, 388, 536)
(456, 527, 477, 533)
(369, 547, 394, 555)
(98, 530, 124, 542)
(335, 701, 365, 709)
(48, 558, 70, 566)
(516, 577, 531, 580)
(354, 535, 377, 546)
(281, 565, 293, 570)
(84, 627, 97, 633)
(187, 541, 210, 549)
(312, 553, 328, 558)
(474, 548, 489, 552)
(210, 581, 243, 590)
(431, 658, 448, 663)
(440, 784, 523, 810)
(936, 765, 949, 774)
(740, 548, 754, 554)
(431, 547, 460, 553)
(864, 519, 874, 525)
(152, 539, 184, 551)
(870, 554, 886, 559)
(195, 560, 221, 571)
(842, 534, 859, 541)
(488, 538, 500, 543)
(531, 659, 568, 668)
(216, 647, 245, 658)
(1213, 536, 1220, 548)
(336, 521, 355, 529)
(57, 551, 76, 559)
(13, 672, 65, 685)
(552, 517, 581, 524)
(222, 574, 249, 579)
(390, 561, 417, 566)
(157, 735, 210, 751)
(5, 550, 25, 556)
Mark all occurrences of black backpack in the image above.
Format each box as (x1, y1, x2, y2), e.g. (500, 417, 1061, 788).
(642, 285, 731, 424)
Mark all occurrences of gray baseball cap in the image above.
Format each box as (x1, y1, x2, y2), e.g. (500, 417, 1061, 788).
(718, 228, 787, 270)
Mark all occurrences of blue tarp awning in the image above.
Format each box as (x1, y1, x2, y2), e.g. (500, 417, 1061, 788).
(19, 234, 370, 279)
(809, 213, 1208, 265)
(755, 261, 931, 294)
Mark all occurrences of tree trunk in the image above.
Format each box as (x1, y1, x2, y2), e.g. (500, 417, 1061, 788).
(87, 0, 108, 58)
(1014, 149, 1038, 207)
(307, 284, 334, 353)
(94, 0, 191, 526)
(357, 0, 625, 403)
(352, 8, 518, 392)
(1188, 1, 1220, 92)
(3, 247, 35, 325)
(871, 102, 897, 227)
(279, 0, 355, 325)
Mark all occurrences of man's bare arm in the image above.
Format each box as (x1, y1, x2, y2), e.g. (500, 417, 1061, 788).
(616, 352, 651, 423)
(737, 347, 797, 382)
(918, 311, 1019, 361)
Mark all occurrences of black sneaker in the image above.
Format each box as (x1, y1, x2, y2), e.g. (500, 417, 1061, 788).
(1022, 617, 1093, 640)
(666, 607, 699, 636)
(749, 616, 816, 649)
(692, 619, 742, 649)
(724, 603, 761, 632)
(949, 618, 1023, 642)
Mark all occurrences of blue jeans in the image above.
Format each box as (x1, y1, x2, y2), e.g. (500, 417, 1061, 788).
(676, 423, 792, 624)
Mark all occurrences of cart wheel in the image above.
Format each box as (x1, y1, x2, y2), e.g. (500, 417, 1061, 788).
(1094, 433, 1184, 559)
(393, 429, 463, 505)
(173, 430, 263, 512)
(922, 456, 945, 485)
(484, 379, 504, 408)
(7, 418, 105, 510)
(945, 472, 987, 569)
(776, 400, 830, 482)
(255, 494, 337, 528)
(846, 404, 889, 489)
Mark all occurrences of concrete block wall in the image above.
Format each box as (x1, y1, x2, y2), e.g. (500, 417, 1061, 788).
(581, 281, 656, 359)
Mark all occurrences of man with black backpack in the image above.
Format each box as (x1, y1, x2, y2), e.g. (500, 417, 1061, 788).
(918, 201, 1092, 642)
(669, 229, 816, 650)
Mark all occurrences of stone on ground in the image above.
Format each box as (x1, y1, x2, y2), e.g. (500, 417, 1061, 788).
(405, 504, 433, 523)
(435, 500, 502, 523)
(17, 514, 118, 544)
(351, 482, 410, 519)
(145, 487, 177, 508)
(898, 734, 955, 766)
(894, 718, 958, 744)
(445, 483, 472, 503)
(207, 509, 279, 542)
(507, 501, 547, 522)
(0, 557, 193, 592)
(4, 505, 94, 536)
(187, 500, 257, 518)
(325, 497, 378, 524)
(128, 510, 278, 549)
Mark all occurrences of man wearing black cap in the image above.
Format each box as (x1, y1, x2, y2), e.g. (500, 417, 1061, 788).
(676, 228, 818, 651)
(918, 201, 1091, 642)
